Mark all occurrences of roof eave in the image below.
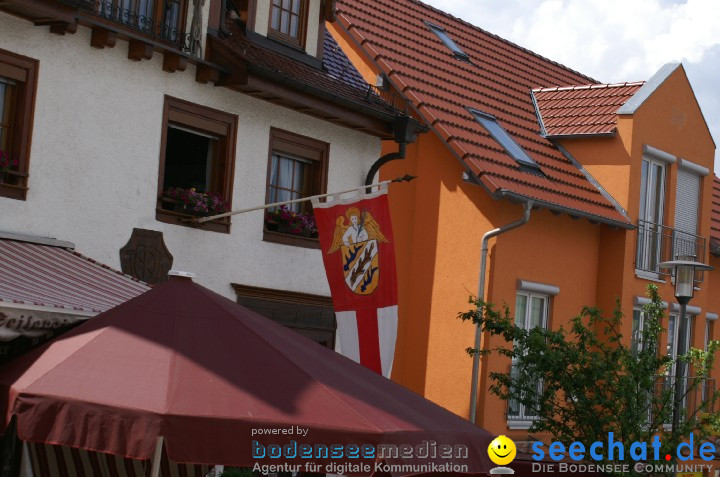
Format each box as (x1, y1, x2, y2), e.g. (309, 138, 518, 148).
(711, 238, 720, 257)
(494, 189, 634, 229)
(246, 63, 400, 125)
(544, 131, 617, 140)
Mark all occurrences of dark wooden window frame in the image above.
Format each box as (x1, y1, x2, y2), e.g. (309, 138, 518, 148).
(233, 283, 336, 349)
(156, 96, 237, 233)
(263, 127, 329, 249)
(267, 0, 309, 49)
(0, 48, 38, 201)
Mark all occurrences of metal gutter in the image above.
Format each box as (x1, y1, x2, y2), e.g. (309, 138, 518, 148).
(544, 131, 617, 140)
(469, 201, 533, 423)
(246, 64, 402, 125)
(495, 190, 634, 229)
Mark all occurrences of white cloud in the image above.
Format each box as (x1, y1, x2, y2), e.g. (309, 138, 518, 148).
(421, 0, 720, 172)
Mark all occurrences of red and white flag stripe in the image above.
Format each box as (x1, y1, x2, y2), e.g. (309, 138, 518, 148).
(336, 305, 398, 376)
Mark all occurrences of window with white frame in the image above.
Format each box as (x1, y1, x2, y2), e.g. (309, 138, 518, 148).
(631, 309, 649, 356)
(508, 291, 549, 426)
(665, 312, 693, 418)
(636, 155, 667, 273)
(703, 317, 715, 402)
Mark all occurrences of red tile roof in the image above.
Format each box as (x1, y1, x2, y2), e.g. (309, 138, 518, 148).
(335, 0, 630, 226)
(712, 176, 720, 255)
(532, 82, 645, 137)
(217, 22, 400, 122)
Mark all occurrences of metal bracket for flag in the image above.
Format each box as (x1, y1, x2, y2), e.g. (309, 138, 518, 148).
(190, 175, 416, 224)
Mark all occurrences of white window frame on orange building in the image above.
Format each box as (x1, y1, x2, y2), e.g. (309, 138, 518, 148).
(507, 280, 558, 429)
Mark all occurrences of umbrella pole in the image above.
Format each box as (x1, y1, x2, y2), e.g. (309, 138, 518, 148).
(150, 436, 164, 477)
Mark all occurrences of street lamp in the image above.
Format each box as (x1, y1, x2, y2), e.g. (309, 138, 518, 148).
(657, 257, 713, 434)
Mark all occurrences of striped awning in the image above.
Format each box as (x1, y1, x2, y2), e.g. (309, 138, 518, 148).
(0, 236, 149, 314)
(26, 442, 210, 477)
(0, 235, 150, 341)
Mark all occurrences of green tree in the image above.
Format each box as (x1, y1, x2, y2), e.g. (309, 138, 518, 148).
(459, 284, 720, 476)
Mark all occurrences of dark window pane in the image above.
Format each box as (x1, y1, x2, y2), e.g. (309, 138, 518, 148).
(472, 110, 540, 170)
(163, 127, 213, 194)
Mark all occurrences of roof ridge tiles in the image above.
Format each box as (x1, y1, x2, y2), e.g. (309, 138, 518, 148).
(377, 36, 586, 98)
(399, 0, 598, 84)
(342, 2, 597, 89)
(532, 81, 646, 93)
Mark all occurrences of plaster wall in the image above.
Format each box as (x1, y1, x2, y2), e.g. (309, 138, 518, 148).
(0, 12, 381, 300)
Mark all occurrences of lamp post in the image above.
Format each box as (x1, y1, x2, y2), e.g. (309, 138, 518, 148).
(657, 257, 713, 434)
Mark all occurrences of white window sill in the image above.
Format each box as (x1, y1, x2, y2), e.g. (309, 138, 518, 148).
(635, 270, 666, 283)
(507, 420, 535, 430)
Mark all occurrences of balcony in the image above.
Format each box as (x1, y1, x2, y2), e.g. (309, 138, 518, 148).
(78, 0, 195, 55)
(635, 219, 706, 282)
(653, 375, 716, 425)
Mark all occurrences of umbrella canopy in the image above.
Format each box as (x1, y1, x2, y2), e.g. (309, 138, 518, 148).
(0, 275, 494, 474)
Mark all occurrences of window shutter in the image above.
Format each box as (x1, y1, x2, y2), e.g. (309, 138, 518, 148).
(673, 168, 700, 259)
(674, 168, 700, 234)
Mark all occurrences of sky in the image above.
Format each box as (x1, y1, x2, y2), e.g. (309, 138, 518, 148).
(421, 0, 720, 174)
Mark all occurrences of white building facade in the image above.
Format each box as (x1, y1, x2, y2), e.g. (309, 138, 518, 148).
(0, 0, 404, 350)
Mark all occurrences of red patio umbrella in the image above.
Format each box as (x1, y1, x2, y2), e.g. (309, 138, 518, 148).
(0, 275, 494, 475)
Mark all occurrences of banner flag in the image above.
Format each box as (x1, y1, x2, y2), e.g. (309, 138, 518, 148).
(312, 184, 398, 376)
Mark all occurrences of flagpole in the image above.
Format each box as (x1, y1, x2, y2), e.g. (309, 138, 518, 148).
(191, 175, 415, 224)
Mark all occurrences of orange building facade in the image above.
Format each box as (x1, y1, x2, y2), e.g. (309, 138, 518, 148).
(329, 0, 720, 448)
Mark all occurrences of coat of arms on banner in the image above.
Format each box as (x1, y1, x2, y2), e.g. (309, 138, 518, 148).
(327, 207, 388, 295)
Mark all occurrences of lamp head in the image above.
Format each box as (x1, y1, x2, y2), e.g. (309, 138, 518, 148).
(658, 258, 713, 305)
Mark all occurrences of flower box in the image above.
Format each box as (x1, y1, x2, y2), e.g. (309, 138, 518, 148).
(264, 205, 318, 238)
(163, 187, 229, 217)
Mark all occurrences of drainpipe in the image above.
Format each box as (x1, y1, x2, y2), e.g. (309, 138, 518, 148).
(469, 200, 534, 424)
(364, 143, 406, 189)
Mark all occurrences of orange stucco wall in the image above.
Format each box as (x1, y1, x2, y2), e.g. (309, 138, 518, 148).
(561, 65, 720, 449)
(379, 130, 604, 440)
(331, 20, 719, 444)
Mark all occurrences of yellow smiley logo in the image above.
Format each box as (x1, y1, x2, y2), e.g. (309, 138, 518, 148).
(488, 435, 516, 466)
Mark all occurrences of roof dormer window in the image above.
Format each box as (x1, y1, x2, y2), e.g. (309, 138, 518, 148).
(269, 0, 308, 48)
(470, 108, 542, 172)
(426, 21, 470, 62)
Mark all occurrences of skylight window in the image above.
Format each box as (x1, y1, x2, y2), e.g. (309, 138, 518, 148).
(425, 21, 470, 62)
(470, 108, 541, 171)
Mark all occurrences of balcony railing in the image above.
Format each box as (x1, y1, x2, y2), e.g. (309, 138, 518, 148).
(635, 219, 706, 282)
(653, 375, 716, 425)
(79, 0, 194, 55)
